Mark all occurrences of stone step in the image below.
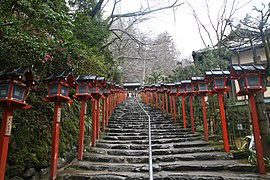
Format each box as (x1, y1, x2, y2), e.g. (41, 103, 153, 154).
(58, 98, 269, 179)
(58, 169, 269, 180)
(105, 132, 201, 138)
(82, 151, 234, 164)
(158, 160, 256, 172)
(86, 146, 221, 156)
(95, 140, 209, 150)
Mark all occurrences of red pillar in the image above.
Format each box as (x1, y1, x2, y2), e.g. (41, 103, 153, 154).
(161, 94, 165, 112)
(49, 102, 61, 180)
(170, 95, 173, 117)
(96, 98, 100, 139)
(201, 95, 209, 141)
(0, 108, 13, 180)
(106, 97, 109, 126)
(248, 94, 265, 174)
(91, 99, 96, 147)
(189, 96, 195, 134)
(165, 93, 169, 116)
(173, 96, 176, 123)
(102, 98, 105, 132)
(181, 96, 186, 128)
(217, 93, 230, 152)
(78, 100, 86, 161)
(155, 92, 158, 108)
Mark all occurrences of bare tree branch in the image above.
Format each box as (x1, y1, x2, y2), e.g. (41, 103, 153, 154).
(110, 1, 184, 20)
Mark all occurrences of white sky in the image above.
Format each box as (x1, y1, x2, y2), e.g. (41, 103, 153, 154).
(103, 0, 267, 58)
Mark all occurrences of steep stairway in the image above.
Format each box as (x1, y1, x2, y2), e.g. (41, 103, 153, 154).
(58, 97, 269, 180)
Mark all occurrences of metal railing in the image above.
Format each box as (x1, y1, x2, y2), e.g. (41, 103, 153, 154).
(135, 97, 153, 180)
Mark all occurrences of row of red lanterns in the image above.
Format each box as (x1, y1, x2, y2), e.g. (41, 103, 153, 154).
(0, 67, 127, 180)
(140, 64, 266, 174)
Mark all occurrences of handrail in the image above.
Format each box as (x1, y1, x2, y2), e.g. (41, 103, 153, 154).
(135, 97, 153, 180)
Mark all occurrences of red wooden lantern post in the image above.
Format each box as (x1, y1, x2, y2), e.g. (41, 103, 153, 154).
(231, 64, 266, 174)
(182, 80, 195, 133)
(87, 75, 98, 147)
(186, 80, 196, 133)
(0, 67, 35, 180)
(101, 81, 110, 132)
(177, 81, 187, 128)
(160, 83, 165, 113)
(42, 71, 74, 180)
(169, 83, 178, 123)
(205, 70, 230, 152)
(154, 84, 159, 108)
(164, 84, 169, 117)
(93, 77, 105, 140)
(105, 82, 112, 126)
(74, 74, 95, 160)
(191, 76, 209, 141)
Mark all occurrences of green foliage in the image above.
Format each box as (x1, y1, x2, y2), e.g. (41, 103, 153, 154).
(0, 0, 114, 178)
(145, 70, 169, 84)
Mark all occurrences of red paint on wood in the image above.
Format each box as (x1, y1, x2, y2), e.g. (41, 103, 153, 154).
(248, 94, 265, 174)
(217, 93, 230, 152)
(201, 96, 208, 141)
(0, 108, 13, 180)
(78, 100, 85, 161)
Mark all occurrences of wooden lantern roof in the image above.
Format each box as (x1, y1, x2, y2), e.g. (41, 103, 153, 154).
(205, 70, 230, 78)
(231, 64, 265, 79)
(42, 71, 74, 85)
(191, 76, 205, 82)
(0, 67, 36, 86)
(75, 74, 96, 82)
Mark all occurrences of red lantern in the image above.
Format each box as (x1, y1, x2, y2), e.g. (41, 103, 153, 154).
(231, 64, 266, 174)
(205, 70, 230, 93)
(205, 70, 230, 152)
(0, 67, 36, 180)
(231, 64, 266, 95)
(41, 70, 74, 180)
(191, 76, 209, 94)
(42, 71, 74, 103)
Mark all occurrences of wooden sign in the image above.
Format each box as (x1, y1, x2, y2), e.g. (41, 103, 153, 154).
(5, 116, 13, 136)
(57, 108, 61, 123)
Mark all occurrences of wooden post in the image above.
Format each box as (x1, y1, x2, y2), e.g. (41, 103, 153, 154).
(173, 96, 176, 123)
(96, 98, 100, 139)
(217, 93, 230, 152)
(91, 99, 96, 147)
(248, 94, 265, 174)
(181, 96, 186, 128)
(49, 102, 61, 180)
(102, 98, 105, 132)
(78, 100, 86, 160)
(106, 97, 109, 126)
(0, 108, 13, 180)
(170, 95, 173, 117)
(189, 96, 195, 133)
(165, 93, 169, 116)
(201, 95, 209, 141)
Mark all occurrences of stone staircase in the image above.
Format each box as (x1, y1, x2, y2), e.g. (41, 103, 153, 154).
(58, 97, 269, 180)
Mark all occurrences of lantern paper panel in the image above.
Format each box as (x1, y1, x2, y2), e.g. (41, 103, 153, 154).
(186, 85, 193, 92)
(215, 79, 225, 88)
(199, 83, 208, 91)
(49, 84, 58, 96)
(60, 85, 68, 96)
(77, 85, 87, 94)
(179, 87, 185, 93)
(247, 75, 259, 87)
(0, 84, 9, 98)
(12, 84, 25, 101)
